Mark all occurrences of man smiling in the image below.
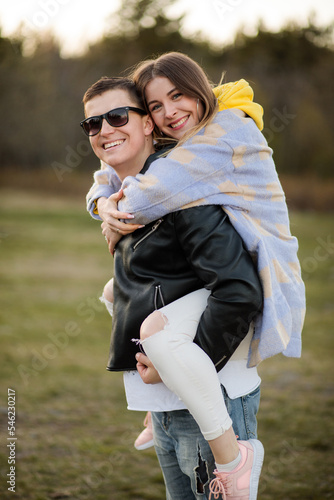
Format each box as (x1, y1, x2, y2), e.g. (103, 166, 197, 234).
(82, 79, 155, 180)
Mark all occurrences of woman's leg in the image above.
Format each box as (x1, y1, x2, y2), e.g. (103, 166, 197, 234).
(103, 277, 114, 302)
(140, 289, 239, 465)
(100, 278, 114, 316)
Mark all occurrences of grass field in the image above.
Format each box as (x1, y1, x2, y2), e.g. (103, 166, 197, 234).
(0, 189, 333, 500)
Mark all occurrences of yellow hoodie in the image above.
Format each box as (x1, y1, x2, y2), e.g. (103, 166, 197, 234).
(213, 79, 264, 131)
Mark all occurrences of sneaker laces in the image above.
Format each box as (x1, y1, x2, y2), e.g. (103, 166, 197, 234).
(131, 338, 147, 355)
(209, 473, 233, 500)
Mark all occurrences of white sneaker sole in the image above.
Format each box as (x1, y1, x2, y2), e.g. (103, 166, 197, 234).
(248, 439, 265, 500)
(134, 438, 154, 451)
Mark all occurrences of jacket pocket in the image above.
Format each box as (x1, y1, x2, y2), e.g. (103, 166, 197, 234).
(133, 219, 163, 251)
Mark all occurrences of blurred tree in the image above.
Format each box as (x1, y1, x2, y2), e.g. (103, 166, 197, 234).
(0, 4, 333, 180)
(0, 30, 24, 167)
(110, 0, 184, 37)
(209, 22, 334, 177)
(82, 0, 213, 78)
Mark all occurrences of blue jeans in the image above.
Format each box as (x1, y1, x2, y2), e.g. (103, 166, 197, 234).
(152, 384, 260, 500)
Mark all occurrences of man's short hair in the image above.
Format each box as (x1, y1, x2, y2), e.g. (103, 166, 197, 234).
(83, 77, 144, 108)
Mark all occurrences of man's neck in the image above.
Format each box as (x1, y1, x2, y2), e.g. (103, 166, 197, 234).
(115, 145, 155, 181)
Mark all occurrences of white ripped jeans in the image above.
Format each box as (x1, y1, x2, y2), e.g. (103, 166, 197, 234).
(141, 288, 233, 441)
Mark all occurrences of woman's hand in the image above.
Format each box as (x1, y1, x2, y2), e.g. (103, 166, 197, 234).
(136, 353, 162, 384)
(97, 190, 144, 235)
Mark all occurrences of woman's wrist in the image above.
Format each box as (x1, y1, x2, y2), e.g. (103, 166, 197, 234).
(96, 197, 108, 217)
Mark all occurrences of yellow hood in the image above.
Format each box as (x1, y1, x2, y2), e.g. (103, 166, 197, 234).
(213, 79, 264, 131)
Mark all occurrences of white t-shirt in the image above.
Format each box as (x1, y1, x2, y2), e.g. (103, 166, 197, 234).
(123, 328, 261, 412)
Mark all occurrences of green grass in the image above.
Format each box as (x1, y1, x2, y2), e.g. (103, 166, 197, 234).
(0, 190, 333, 499)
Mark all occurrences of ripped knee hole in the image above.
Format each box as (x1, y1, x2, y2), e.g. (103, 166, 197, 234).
(140, 311, 169, 340)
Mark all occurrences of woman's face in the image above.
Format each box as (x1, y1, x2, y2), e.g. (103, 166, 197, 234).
(145, 76, 204, 141)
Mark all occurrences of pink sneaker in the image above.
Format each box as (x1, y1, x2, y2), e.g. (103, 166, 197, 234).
(134, 412, 154, 451)
(209, 439, 264, 499)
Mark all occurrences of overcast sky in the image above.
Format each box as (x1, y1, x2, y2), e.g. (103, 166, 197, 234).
(0, 0, 333, 55)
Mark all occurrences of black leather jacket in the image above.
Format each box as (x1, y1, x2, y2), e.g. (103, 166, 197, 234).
(107, 201, 263, 373)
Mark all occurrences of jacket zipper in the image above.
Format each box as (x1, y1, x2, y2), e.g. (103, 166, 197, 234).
(133, 219, 164, 250)
(154, 284, 165, 310)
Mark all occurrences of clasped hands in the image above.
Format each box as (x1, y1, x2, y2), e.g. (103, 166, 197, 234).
(98, 189, 144, 255)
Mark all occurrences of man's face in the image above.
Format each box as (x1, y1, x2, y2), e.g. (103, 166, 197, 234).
(85, 89, 154, 178)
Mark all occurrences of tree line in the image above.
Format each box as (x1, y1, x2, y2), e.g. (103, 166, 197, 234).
(0, 0, 333, 179)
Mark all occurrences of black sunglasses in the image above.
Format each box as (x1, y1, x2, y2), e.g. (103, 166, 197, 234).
(80, 106, 147, 136)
